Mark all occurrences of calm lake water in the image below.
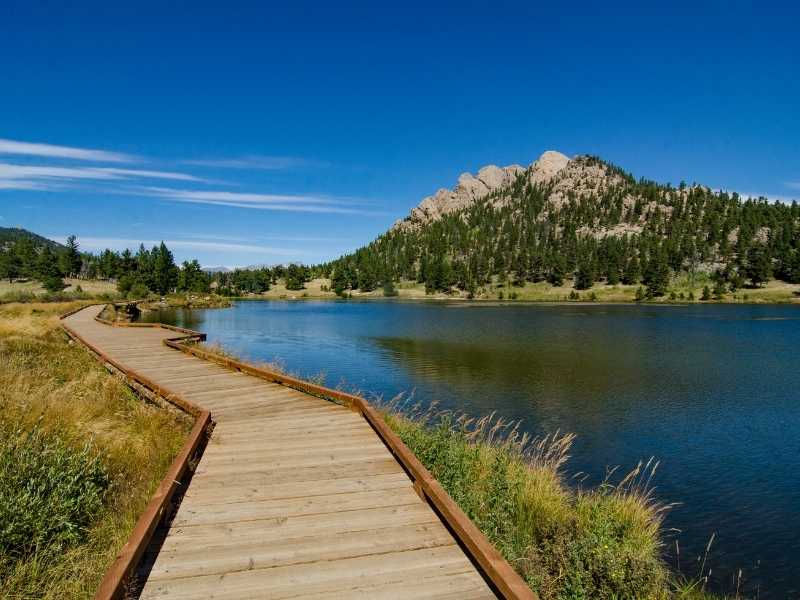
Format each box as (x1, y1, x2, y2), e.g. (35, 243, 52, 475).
(142, 300, 800, 598)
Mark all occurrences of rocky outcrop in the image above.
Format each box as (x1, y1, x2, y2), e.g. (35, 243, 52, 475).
(393, 150, 569, 230)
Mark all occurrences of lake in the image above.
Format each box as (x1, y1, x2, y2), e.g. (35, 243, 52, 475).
(141, 300, 800, 598)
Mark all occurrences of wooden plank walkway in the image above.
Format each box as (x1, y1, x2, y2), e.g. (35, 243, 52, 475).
(64, 306, 497, 599)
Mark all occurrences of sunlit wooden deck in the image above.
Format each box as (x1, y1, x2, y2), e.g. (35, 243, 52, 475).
(63, 305, 499, 599)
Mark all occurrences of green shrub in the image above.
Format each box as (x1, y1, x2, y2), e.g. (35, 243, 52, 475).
(42, 276, 66, 294)
(0, 421, 110, 560)
(128, 282, 150, 299)
(0, 290, 38, 304)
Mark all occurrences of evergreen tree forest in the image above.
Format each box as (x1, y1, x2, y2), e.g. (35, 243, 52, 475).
(0, 234, 211, 296)
(321, 156, 800, 297)
(0, 228, 317, 299)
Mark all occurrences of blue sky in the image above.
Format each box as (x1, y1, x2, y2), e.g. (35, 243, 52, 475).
(1, 1, 798, 267)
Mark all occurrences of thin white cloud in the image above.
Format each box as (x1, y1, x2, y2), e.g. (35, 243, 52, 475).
(0, 138, 135, 163)
(0, 180, 59, 191)
(95, 167, 207, 182)
(0, 164, 119, 181)
(167, 232, 351, 245)
(182, 155, 328, 170)
(141, 187, 339, 205)
(0, 163, 208, 183)
(785, 181, 800, 191)
(51, 236, 310, 256)
(136, 187, 382, 215)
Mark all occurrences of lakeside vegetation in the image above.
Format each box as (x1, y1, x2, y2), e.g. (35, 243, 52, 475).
(381, 408, 726, 600)
(224, 275, 800, 304)
(0, 302, 191, 598)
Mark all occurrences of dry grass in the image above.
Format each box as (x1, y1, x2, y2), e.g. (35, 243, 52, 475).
(243, 277, 800, 304)
(0, 279, 117, 297)
(0, 302, 191, 598)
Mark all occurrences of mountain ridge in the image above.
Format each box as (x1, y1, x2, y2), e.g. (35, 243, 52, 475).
(0, 227, 66, 251)
(324, 151, 800, 296)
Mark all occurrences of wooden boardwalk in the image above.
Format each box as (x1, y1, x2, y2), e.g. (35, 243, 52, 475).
(64, 306, 499, 599)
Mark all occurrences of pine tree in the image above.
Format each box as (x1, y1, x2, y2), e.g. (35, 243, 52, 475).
(712, 280, 727, 300)
(36, 247, 66, 292)
(643, 252, 669, 297)
(14, 238, 37, 278)
(331, 268, 348, 296)
(382, 277, 398, 297)
(622, 256, 641, 285)
(0, 247, 21, 283)
(178, 259, 210, 293)
(548, 255, 566, 286)
(574, 259, 595, 290)
(285, 263, 308, 290)
(152, 242, 178, 294)
(744, 245, 771, 287)
(60, 235, 82, 278)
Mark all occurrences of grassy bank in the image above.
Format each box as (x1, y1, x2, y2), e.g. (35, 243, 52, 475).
(0, 279, 119, 305)
(138, 293, 232, 310)
(381, 408, 725, 600)
(236, 276, 800, 304)
(0, 302, 191, 598)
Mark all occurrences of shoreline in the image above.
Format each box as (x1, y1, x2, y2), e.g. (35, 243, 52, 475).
(215, 277, 800, 306)
(219, 293, 800, 307)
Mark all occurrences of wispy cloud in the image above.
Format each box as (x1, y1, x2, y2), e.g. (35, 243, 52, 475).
(785, 181, 800, 191)
(51, 236, 310, 257)
(136, 187, 381, 215)
(168, 232, 350, 244)
(0, 138, 373, 217)
(0, 180, 58, 191)
(181, 155, 328, 170)
(0, 138, 135, 163)
(0, 163, 208, 186)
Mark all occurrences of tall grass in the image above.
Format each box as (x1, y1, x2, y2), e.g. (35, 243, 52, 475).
(382, 404, 730, 600)
(0, 289, 118, 305)
(0, 302, 191, 598)
(0, 421, 109, 561)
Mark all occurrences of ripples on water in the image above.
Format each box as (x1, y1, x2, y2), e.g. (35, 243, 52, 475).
(142, 300, 800, 598)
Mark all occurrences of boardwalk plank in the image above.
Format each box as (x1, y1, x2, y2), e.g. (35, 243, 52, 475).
(62, 306, 497, 599)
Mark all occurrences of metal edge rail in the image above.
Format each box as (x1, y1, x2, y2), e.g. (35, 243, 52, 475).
(166, 336, 537, 600)
(59, 304, 213, 600)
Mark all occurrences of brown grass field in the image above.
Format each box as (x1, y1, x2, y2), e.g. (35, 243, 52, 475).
(0, 302, 190, 598)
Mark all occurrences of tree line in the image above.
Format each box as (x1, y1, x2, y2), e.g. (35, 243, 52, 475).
(0, 232, 315, 297)
(321, 156, 800, 298)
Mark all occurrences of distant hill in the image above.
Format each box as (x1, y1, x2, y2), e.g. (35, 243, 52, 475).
(323, 151, 800, 295)
(0, 227, 65, 251)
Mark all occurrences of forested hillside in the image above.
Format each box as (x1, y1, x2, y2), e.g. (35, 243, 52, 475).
(322, 153, 800, 298)
(0, 227, 65, 251)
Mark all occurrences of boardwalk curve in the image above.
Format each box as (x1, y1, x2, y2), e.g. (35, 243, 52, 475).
(62, 305, 535, 600)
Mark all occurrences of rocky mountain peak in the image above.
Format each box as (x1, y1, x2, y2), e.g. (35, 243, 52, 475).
(393, 150, 571, 230)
